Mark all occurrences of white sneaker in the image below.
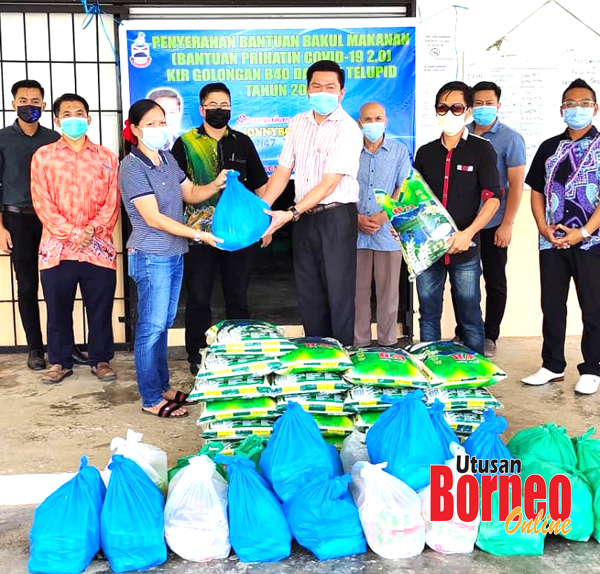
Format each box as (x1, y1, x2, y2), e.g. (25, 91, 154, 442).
(575, 374, 600, 395)
(521, 367, 565, 386)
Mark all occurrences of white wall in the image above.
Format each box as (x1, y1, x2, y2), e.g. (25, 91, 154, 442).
(413, 0, 600, 339)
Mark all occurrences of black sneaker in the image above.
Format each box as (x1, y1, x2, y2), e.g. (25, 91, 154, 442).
(27, 348, 46, 371)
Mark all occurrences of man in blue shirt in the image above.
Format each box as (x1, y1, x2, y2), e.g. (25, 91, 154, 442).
(455, 81, 526, 357)
(355, 102, 411, 347)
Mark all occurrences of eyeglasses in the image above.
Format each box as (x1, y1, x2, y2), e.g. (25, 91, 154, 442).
(203, 103, 231, 110)
(562, 99, 596, 109)
(435, 103, 467, 116)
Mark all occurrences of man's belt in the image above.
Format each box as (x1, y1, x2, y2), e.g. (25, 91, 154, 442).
(3, 205, 36, 215)
(305, 202, 345, 215)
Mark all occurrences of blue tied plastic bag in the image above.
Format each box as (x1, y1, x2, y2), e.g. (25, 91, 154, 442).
(366, 390, 446, 491)
(260, 400, 335, 501)
(217, 455, 291, 563)
(284, 474, 367, 560)
(429, 398, 461, 459)
(464, 409, 513, 481)
(212, 170, 271, 251)
(100, 454, 167, 573)
(29, 456, 105, 574)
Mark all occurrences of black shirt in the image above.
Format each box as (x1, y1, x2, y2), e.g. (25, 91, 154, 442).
(0, 120, 60, 208)
(414, 130, 502, 264)
(171, 124, 268, 193)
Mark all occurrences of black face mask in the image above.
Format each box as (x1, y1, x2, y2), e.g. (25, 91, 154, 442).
(205, 108, 231, 129)
(17, 105, 42, 124)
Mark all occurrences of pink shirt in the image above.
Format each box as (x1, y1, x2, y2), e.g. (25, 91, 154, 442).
(279, 106, 363, 204)
(31, 137, 120, 271)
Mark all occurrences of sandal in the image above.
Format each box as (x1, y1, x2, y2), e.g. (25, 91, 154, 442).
(142, 400, 188, 418)
(172, 390, 193, 405)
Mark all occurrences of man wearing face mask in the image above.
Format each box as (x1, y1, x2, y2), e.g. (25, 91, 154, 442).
(354, 101, 411, 347)
(523, 78, 600, 394)
(261, 60, 364, 347)
(0, 80, 59, 370)
(453, 81, 526, 357)
(171, 83, 268, 375)
(414, 81, 502, 355)
(30, 93, 120, 385)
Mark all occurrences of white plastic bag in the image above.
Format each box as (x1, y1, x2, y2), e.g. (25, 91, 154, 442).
(351, 461, 425, 559)
(340, 430, 370, 474)
(164, 455, 230, 562)
(104, 429, 168, 494)
(419, 442, 479, 554)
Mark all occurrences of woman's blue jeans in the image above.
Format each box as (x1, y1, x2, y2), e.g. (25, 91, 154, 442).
(128, 251, 184, 408)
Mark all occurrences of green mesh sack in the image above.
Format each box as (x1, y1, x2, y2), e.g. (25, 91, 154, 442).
(573, 428, 600, 473)
(275, 337, 352, 376)
(271, 372, 351, 396)
(583, 467, 600, 543)
(343, 347, 430, 388)
(408, 341, 506, 388)
(507, 423, 576, 467)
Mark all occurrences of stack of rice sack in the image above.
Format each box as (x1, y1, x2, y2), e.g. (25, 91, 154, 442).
(342, 347, 430, 433)
(191, 320, 295, 446)
(271, 337, 355, 450)
(408, 341, 506, 441)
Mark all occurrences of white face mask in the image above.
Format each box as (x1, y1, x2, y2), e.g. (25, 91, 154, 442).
(437, 112, 467, 136)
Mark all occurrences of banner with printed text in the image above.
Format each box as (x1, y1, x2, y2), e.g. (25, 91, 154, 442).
(122, 22, 416, 171)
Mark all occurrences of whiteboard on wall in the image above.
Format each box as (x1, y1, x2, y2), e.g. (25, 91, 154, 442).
(463, 50, 600, 168)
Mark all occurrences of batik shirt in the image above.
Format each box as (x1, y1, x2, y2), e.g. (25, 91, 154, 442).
(526, 126, 600, 255)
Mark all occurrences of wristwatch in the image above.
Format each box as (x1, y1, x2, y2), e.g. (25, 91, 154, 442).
(288, 205, 301, 222)
(193, 231, 202, 243)
(581, 227, 591, 241)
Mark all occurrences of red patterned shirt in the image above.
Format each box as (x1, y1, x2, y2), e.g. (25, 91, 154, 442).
(31, 137, 120, 271)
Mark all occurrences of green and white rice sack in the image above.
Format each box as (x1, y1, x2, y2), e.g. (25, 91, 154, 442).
(197, 396, 279, 424)
(312, 414, 354, 437)
(343, 386, 419, 413)
(197, 349, 282, 380)
(408, 340, 507, 388)
(189, 374, 272, 402)
(324, 435, 346, 451)
(343, 346, 430, 388)
(275, 393, 350, 416)
(271, 372, 351, 396)
(201, 419, 275, 440)
(352, 411, 385, 433)
(205, 319, 295, 356)
(443, 411, 485, 435)
(425, 387, 503, 411)
(275, 337, 352, 375)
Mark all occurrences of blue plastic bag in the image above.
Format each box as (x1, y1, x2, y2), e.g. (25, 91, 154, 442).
(218, 455, 291, 563)
(284, 475, 367, 560)
(328, 443, 343, 476)
(367, 390, 446, 491)
(212, 170, 271, 251)
(260, 401, 335, 501)
(429, 399, 461, 459)
(29, 456, 105, 574)
(101, 455, 166, 572)
(464, 409, 513, 481)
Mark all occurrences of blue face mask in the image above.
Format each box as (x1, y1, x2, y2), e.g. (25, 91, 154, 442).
(309, 92, 340, 116)
(141, 127, 169, 151)
(60, 117, 88, 140)
(563, 107, 594, 130)
(472, 105, 498, 127)
(361, 121, 385, 143)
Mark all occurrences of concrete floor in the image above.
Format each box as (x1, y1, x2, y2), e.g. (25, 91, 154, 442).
(1, 336, 599, 572)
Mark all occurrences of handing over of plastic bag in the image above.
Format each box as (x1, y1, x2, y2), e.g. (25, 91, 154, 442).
(212, 170, 271, 251)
